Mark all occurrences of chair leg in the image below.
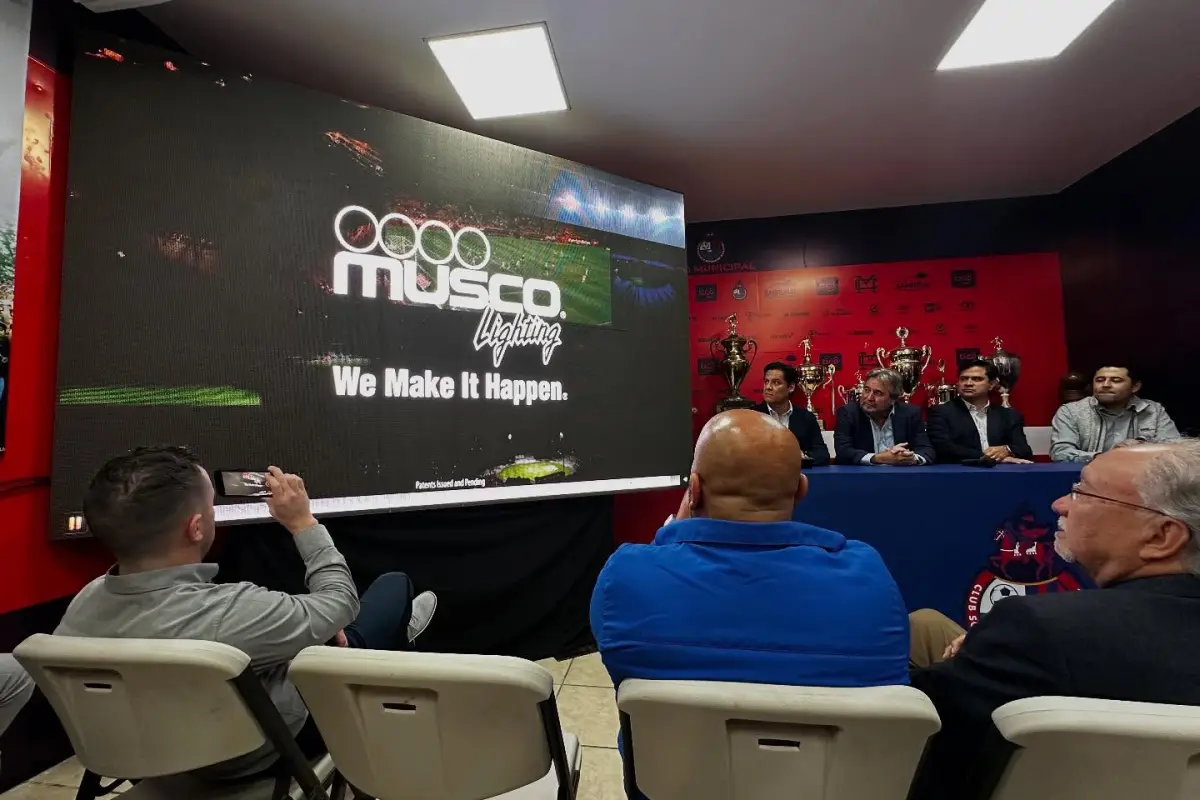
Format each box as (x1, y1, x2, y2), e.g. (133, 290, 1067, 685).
(75, 771, 103, 800)
(271, 771, 291, 800)
(231, 670, 327, 800)
(537, 696, 573, 800)
(330, 772, 347, 800)
(620, 711, 638, 800)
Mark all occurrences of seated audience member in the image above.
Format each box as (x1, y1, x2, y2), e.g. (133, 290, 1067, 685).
(927, 360, 1033, 464)
(55, 446, 437, 780)
(1051, 366, 1180, 463)
(751, 361, 831, 466)
(833, 368, 934, 465)
(907, 440, 1200, 800)
(591, 410, 909, 796)
(0, 655, 33, 773)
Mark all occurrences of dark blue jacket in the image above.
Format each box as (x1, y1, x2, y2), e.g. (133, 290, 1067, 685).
(590, 517, 910, 690)
(833, 401, 936, 465)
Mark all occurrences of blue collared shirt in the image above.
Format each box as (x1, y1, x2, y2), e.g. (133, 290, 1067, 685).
(871, 408, 897, 454)
(862, 407, 927, 465)
(590, 517, 910, 691)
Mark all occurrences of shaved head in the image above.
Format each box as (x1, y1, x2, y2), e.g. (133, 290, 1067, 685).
(687, 410, 807, 522)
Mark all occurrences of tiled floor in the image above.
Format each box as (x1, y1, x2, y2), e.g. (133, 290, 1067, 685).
(0, 653, 624, 799)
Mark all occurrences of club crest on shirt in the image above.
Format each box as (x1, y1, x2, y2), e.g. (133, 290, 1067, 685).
(966, 507, 1084, 626)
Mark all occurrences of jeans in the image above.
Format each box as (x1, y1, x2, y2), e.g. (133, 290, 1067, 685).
(342, 572, 415, 652)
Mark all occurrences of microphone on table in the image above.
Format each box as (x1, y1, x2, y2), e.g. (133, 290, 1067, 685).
(960, 458, 998, 468)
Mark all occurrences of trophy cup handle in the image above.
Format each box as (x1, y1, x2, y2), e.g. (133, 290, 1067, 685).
(920, 345, 933, 377)
(875, 347, 888, 369)
(837, 385, 848, 404)
(709, 338, 722, 362)
(822, 363, 836, 389)
(745, 339, 758, 365)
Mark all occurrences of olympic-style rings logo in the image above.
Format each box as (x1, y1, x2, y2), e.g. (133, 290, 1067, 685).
(331, 205, 563, 321)
(334, 206, 492, 269)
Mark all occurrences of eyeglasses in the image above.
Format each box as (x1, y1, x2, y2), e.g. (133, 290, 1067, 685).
(1070, 483, 1167, 517)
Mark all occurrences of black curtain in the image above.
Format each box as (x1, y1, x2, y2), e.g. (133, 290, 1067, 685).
(212, 495, 614, 660)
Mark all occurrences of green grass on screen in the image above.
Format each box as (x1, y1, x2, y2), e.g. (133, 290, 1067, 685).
(59, 386, 262, 407)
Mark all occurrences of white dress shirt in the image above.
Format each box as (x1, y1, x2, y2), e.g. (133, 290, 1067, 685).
(768, 401, 794, 429)
(968, 401, 990, 452)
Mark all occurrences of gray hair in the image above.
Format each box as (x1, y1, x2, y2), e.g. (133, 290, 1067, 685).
(1131, 439, 1200, 576)
(864, 368, 904, 399)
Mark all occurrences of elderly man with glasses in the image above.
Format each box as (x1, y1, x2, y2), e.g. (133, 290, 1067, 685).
(904, 439, 1200, 800)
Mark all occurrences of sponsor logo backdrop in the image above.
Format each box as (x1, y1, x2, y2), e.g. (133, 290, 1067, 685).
(689, 251, 1068, 432)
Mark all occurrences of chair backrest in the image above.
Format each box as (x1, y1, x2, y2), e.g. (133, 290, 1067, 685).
(990, 696, 1200, 800)
(289, 648, 558, 800)
(14, 634, 266, 779)
(617, 680, 940, 800)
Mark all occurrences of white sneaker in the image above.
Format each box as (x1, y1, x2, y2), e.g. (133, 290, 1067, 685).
(407, 591, 437, 642)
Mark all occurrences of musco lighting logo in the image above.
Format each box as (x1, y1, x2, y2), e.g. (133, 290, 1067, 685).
(331, 206, 564, 367)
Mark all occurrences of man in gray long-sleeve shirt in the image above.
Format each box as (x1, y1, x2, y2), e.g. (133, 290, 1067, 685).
(1051, 366, 1180, 463)
(55, 446, 437, 780)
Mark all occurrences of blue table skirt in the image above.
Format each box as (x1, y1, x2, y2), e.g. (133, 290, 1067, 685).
(793, 463, 1088, 626)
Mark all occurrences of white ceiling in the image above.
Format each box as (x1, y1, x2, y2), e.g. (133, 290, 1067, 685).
(145, 0, 1200, 222)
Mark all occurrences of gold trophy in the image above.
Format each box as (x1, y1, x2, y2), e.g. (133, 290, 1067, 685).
(710, 314, 758, 412)
(985, 336, 1022, 408)
(925, 358, 956, 407)
(837, 371, 866, 407)
(796, 337, 827, 425)
(876, 327, 932, 402)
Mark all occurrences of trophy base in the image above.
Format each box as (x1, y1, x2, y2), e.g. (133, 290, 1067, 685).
(716, 396, 757, 413)
(999, 388, 1013, 409)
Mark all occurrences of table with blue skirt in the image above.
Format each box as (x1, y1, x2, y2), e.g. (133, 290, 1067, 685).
(793, 463, 1090, 627)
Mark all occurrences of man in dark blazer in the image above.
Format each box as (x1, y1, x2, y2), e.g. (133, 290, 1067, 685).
(927, 359, 1034, 464)
(832, 368, 934, 465)
(907, 440, 1200, 800)
(751, 361, 831, 466)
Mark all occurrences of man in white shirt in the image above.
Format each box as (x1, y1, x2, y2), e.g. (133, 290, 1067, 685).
(750, 361, 831, 466)
(928, 360, 1034, 464)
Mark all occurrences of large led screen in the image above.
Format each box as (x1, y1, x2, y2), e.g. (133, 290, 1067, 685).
(50, 38, 690, 534)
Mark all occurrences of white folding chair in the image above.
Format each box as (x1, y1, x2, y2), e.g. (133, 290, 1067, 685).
(617, 680, 940, 800)
(14, 634, 334, 800)
(288, 648, 581, 800)
(989, 696, 1200, 800)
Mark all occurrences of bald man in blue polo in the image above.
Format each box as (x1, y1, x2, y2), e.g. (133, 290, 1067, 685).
(590, 410, 909, 795)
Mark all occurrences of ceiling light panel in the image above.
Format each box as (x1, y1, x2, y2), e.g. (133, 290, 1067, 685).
(429, 23, 568, 120)
(938, 0, 1120, 71)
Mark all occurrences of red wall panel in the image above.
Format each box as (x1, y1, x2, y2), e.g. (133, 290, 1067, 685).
(690, 254, 1068, 429)
(0, 60, 108, 615)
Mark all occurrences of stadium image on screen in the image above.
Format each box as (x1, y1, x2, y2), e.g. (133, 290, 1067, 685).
(49, 37, 691, 535)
